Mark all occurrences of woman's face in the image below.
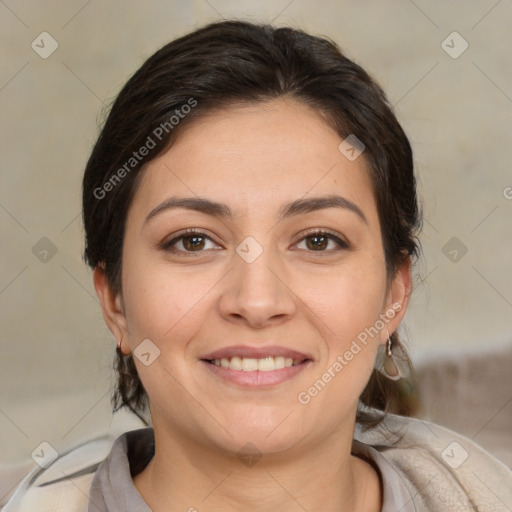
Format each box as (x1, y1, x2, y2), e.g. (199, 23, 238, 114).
(97, 97, 410, 455)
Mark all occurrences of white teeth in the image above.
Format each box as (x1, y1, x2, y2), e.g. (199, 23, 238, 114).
(242, 358, 259, 371)
(230, 356, 243, 370)
(258, 357, 275, 371)
(274, 356, 285, 369)
(212, 356, 304, 371)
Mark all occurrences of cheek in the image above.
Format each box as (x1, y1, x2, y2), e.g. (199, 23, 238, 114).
(121, 251, 215, 349)
(305, 264, 387, 405)
(336, 276, 385, 334)
(119, 253, 211, 412)
(305, 262, 387, 345)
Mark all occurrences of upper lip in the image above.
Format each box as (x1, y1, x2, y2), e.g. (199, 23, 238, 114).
(201, 345, 312, 361)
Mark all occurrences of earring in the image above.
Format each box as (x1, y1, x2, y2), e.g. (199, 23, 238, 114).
(382, 327, 402, 381)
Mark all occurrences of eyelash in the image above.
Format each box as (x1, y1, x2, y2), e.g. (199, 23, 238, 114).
(160, 228, 349, 257)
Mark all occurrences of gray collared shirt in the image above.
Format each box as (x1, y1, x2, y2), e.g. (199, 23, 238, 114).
(87, 427, 415, 511)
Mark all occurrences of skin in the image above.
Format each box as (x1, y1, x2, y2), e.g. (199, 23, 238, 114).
(94, 97, 411, 512)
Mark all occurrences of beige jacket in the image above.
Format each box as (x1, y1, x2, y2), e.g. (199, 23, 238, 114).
(2, 411, 512, 511)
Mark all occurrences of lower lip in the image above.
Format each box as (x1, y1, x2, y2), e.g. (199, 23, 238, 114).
(201, 360, 312, 387)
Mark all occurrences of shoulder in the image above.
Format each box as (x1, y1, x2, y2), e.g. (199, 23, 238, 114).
(356, 410, 512, 511)
(1, 436, 114, 512)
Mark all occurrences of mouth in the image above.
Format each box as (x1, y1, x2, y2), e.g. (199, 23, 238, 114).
(200, 345, 313, 387)
(202, 355, 308, 371)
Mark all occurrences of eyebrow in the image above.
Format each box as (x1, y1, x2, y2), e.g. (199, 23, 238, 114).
(144, 194, 368, 225)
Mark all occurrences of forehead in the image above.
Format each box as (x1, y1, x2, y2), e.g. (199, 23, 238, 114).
(131, 98, 378, 226)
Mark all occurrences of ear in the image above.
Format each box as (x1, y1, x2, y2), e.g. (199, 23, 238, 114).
(93, 265, 130, 355)
(380, 256, 412, 343)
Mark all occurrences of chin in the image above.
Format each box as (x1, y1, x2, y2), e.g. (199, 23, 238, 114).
(216, 429, 301, 459)
(208, 411, 304, 456)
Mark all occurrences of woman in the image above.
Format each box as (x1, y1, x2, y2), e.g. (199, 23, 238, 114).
(4, 19, 512, 512)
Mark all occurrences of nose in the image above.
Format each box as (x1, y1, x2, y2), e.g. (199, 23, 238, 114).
(218, 240, 297, 329)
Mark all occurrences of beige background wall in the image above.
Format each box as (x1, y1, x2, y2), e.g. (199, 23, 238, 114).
(1, 0, 511, 472)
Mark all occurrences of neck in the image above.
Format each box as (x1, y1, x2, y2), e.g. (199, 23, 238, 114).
(133, 421, 382, 512)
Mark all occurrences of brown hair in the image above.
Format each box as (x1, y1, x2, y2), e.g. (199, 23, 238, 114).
(82, 19, 422, 430)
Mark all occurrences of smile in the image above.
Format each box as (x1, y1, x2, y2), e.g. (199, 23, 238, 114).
(206, 356, 304, 371)
(201, 357, 312, 387)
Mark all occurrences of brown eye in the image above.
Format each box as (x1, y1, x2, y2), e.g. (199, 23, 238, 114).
(296, 230, 349, 252)
(180, 234, 206, 251)
(161, 229, 219, 255)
